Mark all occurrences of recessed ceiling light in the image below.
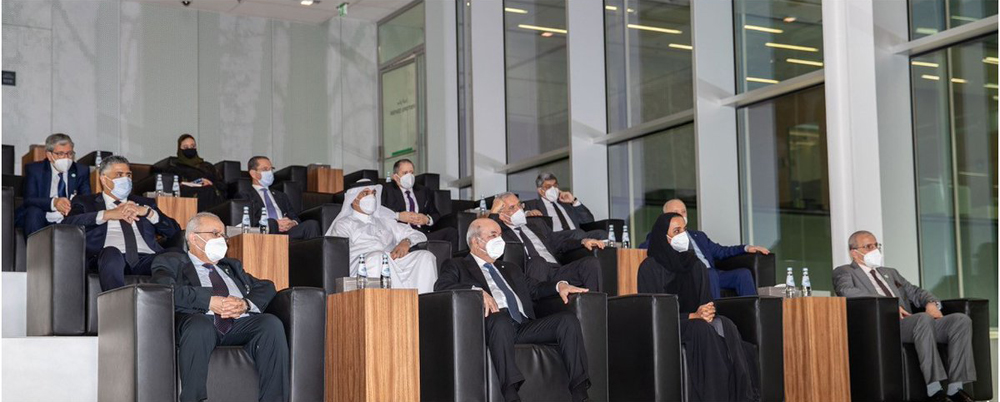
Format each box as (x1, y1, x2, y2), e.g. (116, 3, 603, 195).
(541, 32, 553, 37)
(783, 16, 797, 23)
(911, 61, 939, 68)
(765, 42, 819, 52)
(301, 0, 315, 5)
(747, 77, 779, 84)
(745, 25, 783, 34)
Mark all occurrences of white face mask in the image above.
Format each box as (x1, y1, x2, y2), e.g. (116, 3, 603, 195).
(197, 234, 229, 263)
(359, 195, 378, 215)
(544, 186, 560, 202)
(399, 173, 415, 190)
(482, 236, 506, 260)
(108, 177, 132, 200)
(862, 248, 883, 268)
(258, 170, 274, 187)
(509, 209, 527, 227)
(668, 231, 690, 252)
(53, 158, 73, 173)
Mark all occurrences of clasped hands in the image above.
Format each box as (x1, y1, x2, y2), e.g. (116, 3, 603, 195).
(104, 201, 150, 224)
(210, 296, 249, 319)
(53, 197, 72, 215)
(398, 211, 430, 226)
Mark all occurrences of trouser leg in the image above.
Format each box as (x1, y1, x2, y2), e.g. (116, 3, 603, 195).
(717, 268, 758, 296)
(220, 313, 290, 402)
(97, 247, 126, 291)
(515, 311, 590, 399)
(485, 312, 523, 402)
(900, 313, 948, 385)
(285, 219, 320, 240)
(554, 256, 602, 291)
(176, 313, 219, 402)
(933, 313, 977, 384)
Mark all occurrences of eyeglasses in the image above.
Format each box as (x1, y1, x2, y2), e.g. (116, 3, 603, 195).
(194, 231, 229, 240)
(49, 151, 76, 158)
(853, 243, 882, 252)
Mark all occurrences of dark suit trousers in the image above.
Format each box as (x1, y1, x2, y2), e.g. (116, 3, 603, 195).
(176, 313, 290, 402)
(284, 219, 321, 240)
(425, 225, 459, 251)
(21, 204, 55, 238)
(525, 256, 603, 292)
(485, 310, 590, 402)
(95, 247, 158, 291)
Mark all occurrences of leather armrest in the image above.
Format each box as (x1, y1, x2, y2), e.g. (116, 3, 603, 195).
(607, 294, 682, 402)
(298, 204, 342, 235)
(226, 178, 252, 200)
(276, 181, 304, 215)
(941, 298, 993, 400)
(713, 296, 784, 402)
(415, 173, 440, 190)
(410, 240, 451, 272)
(534, 292, 609, 401)
(265, 287, 326, 402)
(418, 290, 487, 402)
(27, 224, 87, 336)
(3, 187, 13, 272)
(97, 284, 176, 401)
(593, 246, 620, 296)
(288, 236, 350, 294)
(843, 296, 903, 402)
(3, 144, 15, 175)
(716, 252, 776, 287)
(274, 165, 308, 188)
(214, 160, 242, 184)
(580, 219, 624, 241)
(432, 190, 453, 217)
(205, 199, 251, 227)
(301, 192, 336, 212)
(501, 241, 526, 272)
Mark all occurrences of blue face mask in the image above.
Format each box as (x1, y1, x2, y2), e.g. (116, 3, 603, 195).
(259, 170, 274, 188)
(109, 177, 132, 199)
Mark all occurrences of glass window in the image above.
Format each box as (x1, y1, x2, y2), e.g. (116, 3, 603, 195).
(504, 0, 569, 163)
(738, 85, 831, 289)
(911, 35, 998, 325)
(457, 0, 473, 178)
(605, 0, 692, 131)
(608, 124, 697, 247)
(378, 2, 425, 65)
(734, 0, 824, 93)
(380, 58, 425, 173)
(909, 0, 998, 40)
(507, 159, 571, 202)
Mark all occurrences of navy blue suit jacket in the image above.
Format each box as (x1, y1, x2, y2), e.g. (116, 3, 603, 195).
(21, 160, 91, 211)
(62, 192, 181, 258)
(640, 229, 745, 269)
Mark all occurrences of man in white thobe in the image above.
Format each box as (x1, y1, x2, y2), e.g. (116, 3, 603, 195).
(326, 180, 438, 293)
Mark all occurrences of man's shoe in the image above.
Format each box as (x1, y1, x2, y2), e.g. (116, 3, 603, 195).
(929, 390, 951, 402)
(948, 389, 975, 402)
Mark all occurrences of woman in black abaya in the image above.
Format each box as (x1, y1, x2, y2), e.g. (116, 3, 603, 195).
(637, 213, 759, 402)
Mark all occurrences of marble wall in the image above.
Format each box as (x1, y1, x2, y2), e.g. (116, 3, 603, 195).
(1, 0, 378, 174)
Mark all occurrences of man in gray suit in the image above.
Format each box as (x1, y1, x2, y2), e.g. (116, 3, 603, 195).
(833, 230, 975, 402)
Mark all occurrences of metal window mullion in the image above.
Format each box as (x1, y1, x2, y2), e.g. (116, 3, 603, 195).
(622, 0, 632, 129)
(944, 46, 965, 297)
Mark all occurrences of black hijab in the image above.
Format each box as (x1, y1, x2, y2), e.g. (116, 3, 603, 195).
(638, 213, 712, 314)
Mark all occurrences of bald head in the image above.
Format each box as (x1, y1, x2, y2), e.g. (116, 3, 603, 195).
(663, 199, 687, 218)
(468, 218, 502, 262)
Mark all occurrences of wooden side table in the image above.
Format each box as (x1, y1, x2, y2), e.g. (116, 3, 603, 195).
(89, 169, 104, 194)
(307, 166, 344, 194)
(325, 289, 419, 402)
(616, 248, 647, 296)
(155, 196, 197, 229)
(225, 233, 289, 290)
(783, 297, 851, 402)
(21, 144, 45, 172)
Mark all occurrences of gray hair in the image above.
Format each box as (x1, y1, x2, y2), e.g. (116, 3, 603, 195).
(184, 212, 223, 246)
(495, 191, 518, 204)
(848, 230, 875, 250)
(99, 155, 130, 175)
(535, 172, 558, 188)
(466, 220, 483, 245)
(44, 133, 74, 151)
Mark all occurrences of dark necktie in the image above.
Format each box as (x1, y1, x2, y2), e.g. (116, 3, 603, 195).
(57, 172, 67, 198)
(405, 190, 419, 229)
(484, 262, 524, 324)
(204, 263, 234, 334)
(114, 200, 140, 267)
(261, 189, 278, 219)
(869, 269, 893, 297)
(514, 227, 541, 259)
(549, 201, 572, 231)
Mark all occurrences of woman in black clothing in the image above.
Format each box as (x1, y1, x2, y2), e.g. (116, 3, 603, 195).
(162, 134, 225, 210)
(637, 213, 759, 402)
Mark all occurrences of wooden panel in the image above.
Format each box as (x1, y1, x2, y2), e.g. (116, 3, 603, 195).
(308, 167, 344, 194)
(226, 233, 289, 290)
(21, 144, 45, 172)
(326, 289, 420, 402)
(90, 169, 104, 194)
(783, 297, 851, 402)
(155, 196, 197, 229)
(616, 248, 647, 296)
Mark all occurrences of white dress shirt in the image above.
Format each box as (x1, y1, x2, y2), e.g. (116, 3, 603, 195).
(859, 264, 895, 297)
(395, 187, 434, 226)
(187, 252, 259, 318)
(96, 192, 159, 255)
(46, 163, 69, 223)
(542, 199, 579, 231)
(506, 223, 559, 264)
(252, 184, 284, 219)
(470, 253, 567, 314)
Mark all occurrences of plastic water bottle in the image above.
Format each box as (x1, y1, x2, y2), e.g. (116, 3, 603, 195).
(380, 254, 392, 289)
(801, 268, 812, 297)
(172, 175, 180, 197)
(784, 267, 796, 298)
(386, 172, 392, 183)
(155, 174, 165, 196)
(241, 206, 251, 234)
(94, 152, 102, 169)
(607, 224, 617, 247)
(479, 196, 487, 215)
(357, 256, 368, 289)
(259, 207, 269, 234)
(622, 224, 631, 249)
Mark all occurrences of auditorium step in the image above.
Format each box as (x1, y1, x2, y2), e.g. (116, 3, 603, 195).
(3, 272, 26, 337)
(2, 337, 98, 402)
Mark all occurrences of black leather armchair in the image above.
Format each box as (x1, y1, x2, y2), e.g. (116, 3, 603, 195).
(343, 169, 380, 187)
(607, 294, 683, 401)
(2, 144, 14, 175)
(288, 236, 349, 294)
(214, 160, 243, 185)
(415, 172, 440, 190)
(716, 253, 776, 297)
(76, 150, 112, 167)
(275, 180, 304, 215)
(846, 297, 993, 402)
(97, 284, 326, 402)
(26, 224, 88, 336)
(301, 191, 335, 212)
(579, 219, 624, 241)
(3, 186, 14, 272)
(298, 203, 342, 235)
(133, 170, 176, 196)
(714, 295, 784, 402)
(205, 199, 251, 226)
(274, 165, 307, 188)
(419, 290, 609, 402)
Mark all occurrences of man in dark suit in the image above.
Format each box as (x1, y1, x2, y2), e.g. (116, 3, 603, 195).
(523, 172, 606, 243)
(834, 230, 975, 402)
(435, 217, 591, 402)
(381, 158, 458, 249)
(640, 199, 769, 298)
(16, 133, 92, 236)
(237, 156, 320, 240)
(152, 212, 288, 402)
(491, 192, 605, 292)
(63, 155, 180, 291)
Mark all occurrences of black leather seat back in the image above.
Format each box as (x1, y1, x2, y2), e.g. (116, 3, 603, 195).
(264, 287, 326, 402)
(205, 199, 251, 226)
(227, 178, 253, 200)
(415, 173, 440, 190)
(489, 345, 571, 402)
(419, 290, 488, 402)
(87, 273, 153, 335)
(276, 180, 304, 214)
(716, 252, 777, 288)
(2, 144, 14, 175)
(580, 219, 625, 241)
(714, 296, 784, 402)
(607, 294, 682, 401)
(533, 293, 609, 401)
(301, 192, 335, 212)
(845, 297, 903, 402)
(214, 160, 242, 184)
(343, 169, 380, 187)
(27, 224, 87, 336)
(130, 163, 154, 185)
(3, 187, 14, 272)
(274, 165, 307, 188)
(288, 236, 350, 294)
(298, 203, 342, 235)
(206, 347, 259, 402)
(434, 190, 453, 216)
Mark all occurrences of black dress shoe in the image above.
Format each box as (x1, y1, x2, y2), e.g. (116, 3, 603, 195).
(928, 390, 951, 402)
(949, 389, 975, 402)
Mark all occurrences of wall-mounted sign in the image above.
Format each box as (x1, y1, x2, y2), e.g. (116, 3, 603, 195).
(2, 71, 15, 86)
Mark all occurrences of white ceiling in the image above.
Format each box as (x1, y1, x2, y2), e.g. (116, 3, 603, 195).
(130, 0, 414, 24)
